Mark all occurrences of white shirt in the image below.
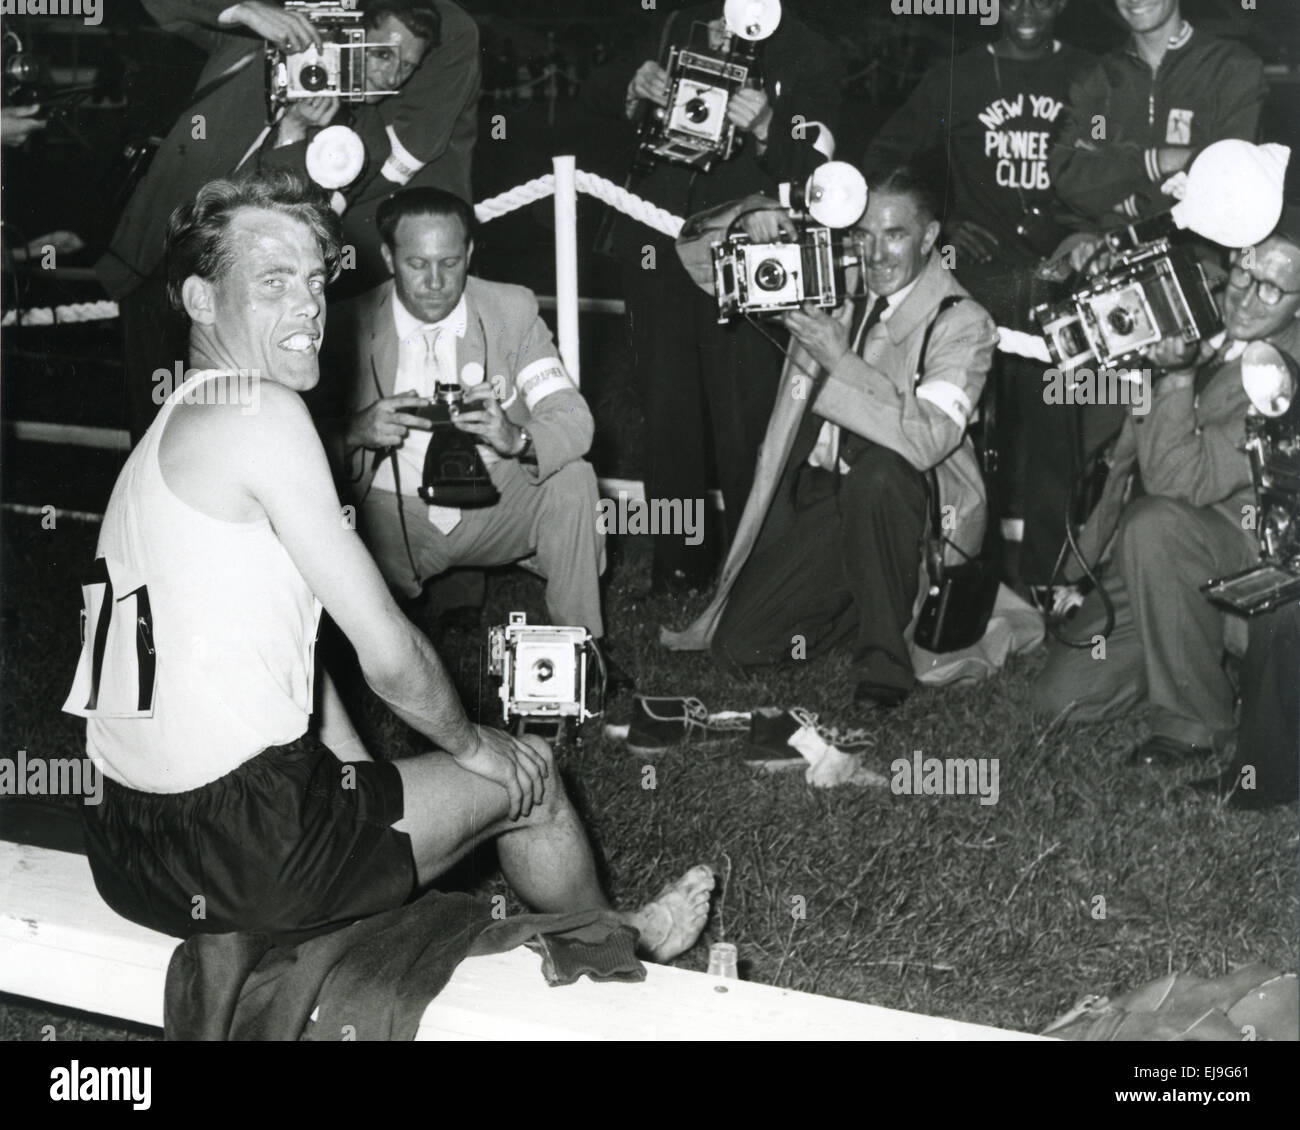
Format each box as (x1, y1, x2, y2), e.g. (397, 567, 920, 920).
(370, 291, 471, 498)
(808, 277, 920, 473)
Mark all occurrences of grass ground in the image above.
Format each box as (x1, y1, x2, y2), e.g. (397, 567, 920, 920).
(1, 508, 1295, 1041)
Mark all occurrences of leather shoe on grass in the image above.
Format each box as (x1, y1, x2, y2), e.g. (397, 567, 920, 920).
(1126, 734, 1214, 769)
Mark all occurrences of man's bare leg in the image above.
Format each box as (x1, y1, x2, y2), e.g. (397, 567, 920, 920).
(391, 738, 714, 960)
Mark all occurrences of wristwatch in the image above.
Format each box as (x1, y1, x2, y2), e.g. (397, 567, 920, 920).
(513, 425, 537, 463)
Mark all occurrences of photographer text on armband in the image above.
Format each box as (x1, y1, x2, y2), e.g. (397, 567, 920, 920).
(1032, 211, 1300, 770)
(312, 187, 635, 691)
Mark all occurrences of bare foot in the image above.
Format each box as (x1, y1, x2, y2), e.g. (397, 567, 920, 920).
(624, 864, 716, 961)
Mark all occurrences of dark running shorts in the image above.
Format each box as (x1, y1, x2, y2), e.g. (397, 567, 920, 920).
(81, 736, 416, 943)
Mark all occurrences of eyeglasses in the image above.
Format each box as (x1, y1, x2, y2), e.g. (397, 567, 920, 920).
(1228, 263, 1300, 308)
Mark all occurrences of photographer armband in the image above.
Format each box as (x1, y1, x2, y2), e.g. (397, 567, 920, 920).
(381, 125, 427, 186)
(515, 358, 575, 411)
(63, 557, 157, 719)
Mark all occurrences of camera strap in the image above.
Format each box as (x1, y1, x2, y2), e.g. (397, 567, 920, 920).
(914, 296, 989, 575)
(370, 355, 423, 591)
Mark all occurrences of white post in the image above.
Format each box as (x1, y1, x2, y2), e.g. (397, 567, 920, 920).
(552, 155, 580, 387)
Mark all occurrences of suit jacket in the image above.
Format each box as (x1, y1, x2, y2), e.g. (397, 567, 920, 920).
(97, 0, 479, 299)
(663, 203, 997, 650)
(581, 0, 843, 261)
(1069, 325, 1300, 578)
(315, 277, 594, 502)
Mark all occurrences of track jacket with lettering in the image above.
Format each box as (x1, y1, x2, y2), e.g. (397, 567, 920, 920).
(1048, 21, 1265, 229)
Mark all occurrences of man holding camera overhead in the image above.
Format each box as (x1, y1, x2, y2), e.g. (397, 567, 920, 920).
(98, 0, 479, 441)
(1032, 212, 1300, 771)
(583, 1, 841, 593)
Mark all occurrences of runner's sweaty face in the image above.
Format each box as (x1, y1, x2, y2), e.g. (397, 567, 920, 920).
(200, 208, 327, 392)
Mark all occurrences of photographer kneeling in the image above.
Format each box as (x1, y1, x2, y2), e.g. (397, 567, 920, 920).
(687, 166, 998, 710)
(1032, 212, 1300, 769)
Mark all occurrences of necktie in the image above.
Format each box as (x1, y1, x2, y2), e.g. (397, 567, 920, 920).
(838, 295, 889, 466)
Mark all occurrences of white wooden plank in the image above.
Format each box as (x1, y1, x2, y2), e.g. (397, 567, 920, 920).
(0, 842, 1042, 1041)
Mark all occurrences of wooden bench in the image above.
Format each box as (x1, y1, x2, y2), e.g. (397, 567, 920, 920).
(0, 841, 1042, 1040)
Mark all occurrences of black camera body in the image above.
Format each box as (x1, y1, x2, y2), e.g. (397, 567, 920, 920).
(1033, 237, 1221, 370)
(1204, 401, 1300, 617)
(265, 1, 400, 112)
(413, 386, 499, 508)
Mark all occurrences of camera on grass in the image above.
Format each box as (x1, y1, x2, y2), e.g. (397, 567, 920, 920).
(488, 613, 604, 728)
(265, 1, 402, 111)
(712, 161, 869, 322)
(1203, 342, 1300, 616)
(634, 0, 782, 173)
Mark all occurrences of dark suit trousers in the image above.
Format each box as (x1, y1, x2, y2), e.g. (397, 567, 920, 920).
(621, 242, 782, 582)
(712, 441, 929, 692)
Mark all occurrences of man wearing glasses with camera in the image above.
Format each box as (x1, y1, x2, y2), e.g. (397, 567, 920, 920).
(98, 0, 480, 442)
(1033, 214, 1300, 771)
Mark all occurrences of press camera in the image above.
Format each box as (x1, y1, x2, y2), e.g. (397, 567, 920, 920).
(265, 1, 401, 111)
(712, 161, 868, 322)
(1033, 225, 1221, 370)
(634, 0, 781, 173)
(1204, 343, 1300, 616)
(413, 383, 499, 508)
(488, 613, 604, 727)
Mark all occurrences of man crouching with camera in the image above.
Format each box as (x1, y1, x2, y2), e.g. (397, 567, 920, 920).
(66, 170, 712, 952)
(313, 186, 632, 690)
(1033, 211, 1300, 770)
(696, 166, 998, 710)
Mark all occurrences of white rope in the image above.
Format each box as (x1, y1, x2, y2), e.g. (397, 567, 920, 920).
(473, 174, 557, 223)
(2, 171, 1034, 360)
(575, 170, 685, 240)
(1, 299, 119, 327)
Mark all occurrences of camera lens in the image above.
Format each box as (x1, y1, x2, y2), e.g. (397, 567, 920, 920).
(684, 96, 711, 124)
(299, 64, 329, 91)
(532, 659, 555, 683)
(1107, 307, 1136, 335)
(754, 259, 788, 292)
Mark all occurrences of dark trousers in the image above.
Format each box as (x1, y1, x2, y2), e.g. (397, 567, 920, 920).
(120, 270, 190, 445)
(1232, 601, 1300, 803)
(712, 442, 929, 692)
(621, 242, 782, 583)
